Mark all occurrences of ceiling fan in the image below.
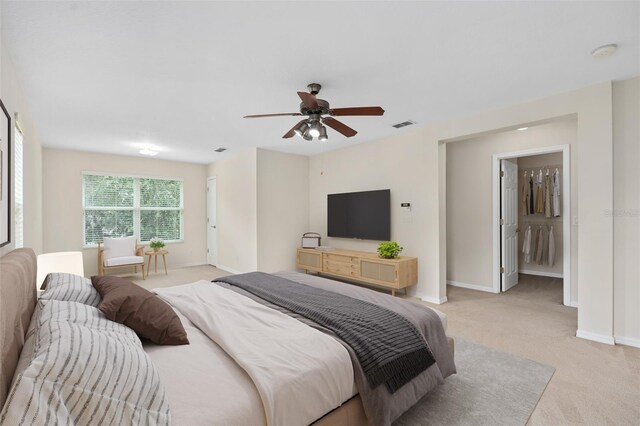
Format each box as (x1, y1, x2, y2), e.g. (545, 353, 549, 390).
(243, 83, 385, 141)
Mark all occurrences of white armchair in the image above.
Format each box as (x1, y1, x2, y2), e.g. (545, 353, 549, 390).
(98, 236, 145, 279)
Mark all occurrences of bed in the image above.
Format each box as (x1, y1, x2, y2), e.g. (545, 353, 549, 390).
(0, 248, 455, 425)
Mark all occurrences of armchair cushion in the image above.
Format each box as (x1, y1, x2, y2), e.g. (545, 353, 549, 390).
(103, 236, 137, 260)
(104, 255, 145, 267)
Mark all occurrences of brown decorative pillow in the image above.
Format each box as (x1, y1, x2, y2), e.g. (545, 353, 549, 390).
(91, 275, 189, 345)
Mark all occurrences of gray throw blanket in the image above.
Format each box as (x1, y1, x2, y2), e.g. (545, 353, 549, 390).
(216, 272, 435, 393)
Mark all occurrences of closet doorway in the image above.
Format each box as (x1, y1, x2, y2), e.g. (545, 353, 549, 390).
(492, 145, 571, 306)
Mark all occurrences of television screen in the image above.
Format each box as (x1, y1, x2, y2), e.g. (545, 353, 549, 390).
(327, 189, 390, 241)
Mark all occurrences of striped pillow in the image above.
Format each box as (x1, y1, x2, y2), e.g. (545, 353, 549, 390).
(40, 273, 101, 306)
(0, 300, 171, 425)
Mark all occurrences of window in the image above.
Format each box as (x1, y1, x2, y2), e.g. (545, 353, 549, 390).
(14, 126, 24, 248)
(83, 173, 183, 246)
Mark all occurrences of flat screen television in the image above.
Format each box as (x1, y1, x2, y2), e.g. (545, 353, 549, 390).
(327, 189, 390, 241)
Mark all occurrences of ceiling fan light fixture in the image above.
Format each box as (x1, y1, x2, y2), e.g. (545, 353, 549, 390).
(308, 121, 321, 138)
(302, 130, 313, 141)
(318, 125, 328, 141)
(294, 121, 309, 137)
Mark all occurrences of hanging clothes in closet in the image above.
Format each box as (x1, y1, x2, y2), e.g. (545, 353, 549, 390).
(535, 170, 545, 214)
(522, 224, 557, 266)
(535, 226, 546, 265)
(548, 226, 556, 266)
(522, 225, 533, 263)
(544, 170, 552, 218)
(529, 172, 534, 214)
(552, 168, 561, 217)
(522, 171, 530, 216)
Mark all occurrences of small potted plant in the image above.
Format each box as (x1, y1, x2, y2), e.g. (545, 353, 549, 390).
(150, 237, 165, 253)
(377, 241, 403, 259)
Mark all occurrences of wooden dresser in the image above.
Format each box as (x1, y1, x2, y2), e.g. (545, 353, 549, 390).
(296, 248, 418, 296)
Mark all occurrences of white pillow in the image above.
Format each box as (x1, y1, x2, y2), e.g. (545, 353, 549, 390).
(0, 300, 171, 425)
(40, 272, 101, 306)
(103, 236, 137, 261)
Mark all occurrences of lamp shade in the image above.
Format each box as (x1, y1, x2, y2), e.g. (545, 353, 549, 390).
(36, 251, 84, 289)
(294, 121, 310, 137)
(318, 125, 328, 141)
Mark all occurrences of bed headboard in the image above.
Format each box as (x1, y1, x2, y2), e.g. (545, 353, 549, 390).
(0, 248, 36, 408)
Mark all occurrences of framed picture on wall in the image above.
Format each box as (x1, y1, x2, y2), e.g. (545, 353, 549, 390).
(0, 97, 11, 248)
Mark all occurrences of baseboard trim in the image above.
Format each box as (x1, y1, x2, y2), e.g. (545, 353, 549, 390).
(447, 280, 498, 293)
(214, 264, 244, 275)
(518, 270, 564, 279)
(419, 294, 448, 304)
(576, 329, 615, 345)
(614, 335, 640, 348)
(569, 300, 578, 308)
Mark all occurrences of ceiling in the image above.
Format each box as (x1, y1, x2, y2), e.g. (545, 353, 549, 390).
(2, 1, 638, 164)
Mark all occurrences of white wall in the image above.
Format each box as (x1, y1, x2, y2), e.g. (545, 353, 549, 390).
(43, 148, 208, 276)
(612, 76, 640, 347)
(256, 148, 309, 272)
(207, 148, 309, 274)
(310, 82, 614, 343)
(207, 149, 257, 273)
(446, 121, 576, 298)
(0, 42, 43, 257)
(309, 132, 437, 280)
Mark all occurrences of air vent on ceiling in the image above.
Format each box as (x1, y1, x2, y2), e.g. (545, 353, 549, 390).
(214, 147, 227, 152)
(392, 120, 415, 129)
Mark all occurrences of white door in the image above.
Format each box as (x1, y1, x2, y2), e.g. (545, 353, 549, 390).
(207, 177, 217, 266)
(501, 160, 519, 291)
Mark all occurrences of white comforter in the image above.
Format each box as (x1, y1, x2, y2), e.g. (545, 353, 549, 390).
(155, 281, 354, 426)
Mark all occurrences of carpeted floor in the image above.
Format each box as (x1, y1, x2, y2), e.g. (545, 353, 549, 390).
(395, 339, 554, 425)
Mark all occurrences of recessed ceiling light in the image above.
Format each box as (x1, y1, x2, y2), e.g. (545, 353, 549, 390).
(591, 44, 618, 58)
(139, 148, 158, 156)
(517, 127, 529, 131)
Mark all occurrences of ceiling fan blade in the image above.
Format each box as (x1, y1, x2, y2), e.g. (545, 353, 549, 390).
(329, 106, 385, 116)
(323, 117, 357, 138)
(244, 112, 302, 118)
(283, 120, 305, 139)
(297, 91, 319, 110)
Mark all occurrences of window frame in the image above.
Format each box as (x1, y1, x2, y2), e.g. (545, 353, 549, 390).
(82, 171, 184, 248)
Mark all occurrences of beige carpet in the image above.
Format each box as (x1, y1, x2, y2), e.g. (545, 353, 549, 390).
(428, 275, 640, 425)
(131, 268, 640, 425)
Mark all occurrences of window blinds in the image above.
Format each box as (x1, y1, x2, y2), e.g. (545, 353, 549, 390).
(83, 174, 183, 246)
(139, 178, 183, 242)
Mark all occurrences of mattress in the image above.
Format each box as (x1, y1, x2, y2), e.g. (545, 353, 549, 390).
(145, 300, 448, 425)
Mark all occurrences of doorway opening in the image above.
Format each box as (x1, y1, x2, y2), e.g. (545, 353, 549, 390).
(493, 145, 571, 306)
(207, 176, 217, 266)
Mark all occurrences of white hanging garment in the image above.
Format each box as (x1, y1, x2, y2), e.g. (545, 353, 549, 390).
(552, 168, 561, 217)
(548, 226, 556, 267)
(522, 226, 532, 264)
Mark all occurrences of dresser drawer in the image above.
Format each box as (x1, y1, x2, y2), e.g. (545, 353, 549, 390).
(324, 253, 358, 265)
(322, 259, 359, 278)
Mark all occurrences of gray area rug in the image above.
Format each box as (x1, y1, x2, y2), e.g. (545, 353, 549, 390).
(394, 339, 555, 426)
